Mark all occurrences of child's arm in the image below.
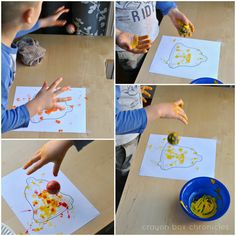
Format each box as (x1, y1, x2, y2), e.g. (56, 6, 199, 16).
(15, 6, 69, 39)
(1, 66, 31, 133)
(156, 2, 177, 15)
(116, 87, 188, 135)
(38, 5, 69, 28)
(23, 140, 92, 176)
(145, 99, 188, 125)
(116, 28, 152, 54)
(156, 2, 194, 37)
(1, 104, 31, 133)
(116, 86, 147, 135)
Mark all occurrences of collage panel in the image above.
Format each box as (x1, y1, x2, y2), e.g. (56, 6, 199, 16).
(2, 140, 114, 234)
(1, 0, 236, 235)
(115, 85, 234, 234)
(116, 1, 234, 84)
(2, 1, 114, 139)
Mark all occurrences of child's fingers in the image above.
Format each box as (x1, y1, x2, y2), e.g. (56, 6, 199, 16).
(132, 48, 148, 54)
(136, 44, 151, 51)
(54, 86, 70, 95)
(27, 160, 45, 175)
(138, 39, 152, 45)
(136, 44, 151, 49)
(142, 97, 147, 103)
(41, 81, 48, 90)
(144, 86, 153, 91)
(56, 97, 72, 103)
(142, 90, 151, 98)
(176, 113, 188, 125)
(54, 104, 66, 110)
(53, 161, 62, 177)
(23, 154, 41, 169)
(55, 8, 70, 18)
(55, 20, 67, 26)
(55, 5, 65, 14)
(189, 22, 195, 32)
(49, 77, 63, 90)
(176, 107, 188, 122)
(138, 35, 150, 41)
(131, 48, 148, 54)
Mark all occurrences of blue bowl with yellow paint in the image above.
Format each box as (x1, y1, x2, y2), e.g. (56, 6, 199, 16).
(190, 77, 223, 84)
(179, 177, 230, 221)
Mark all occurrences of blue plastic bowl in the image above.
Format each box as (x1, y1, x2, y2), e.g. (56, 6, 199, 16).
(179, 177, 230, 221)
(190, 77, 223, 84)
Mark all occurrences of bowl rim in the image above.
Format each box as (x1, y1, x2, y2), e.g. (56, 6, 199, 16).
(190, 77, 223, 84)
(179, 176, 230, 221)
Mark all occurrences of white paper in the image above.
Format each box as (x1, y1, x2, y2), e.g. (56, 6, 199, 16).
(2, 164, 100, 234)
(12, 86, 86, 133)
(149, 36, 221, 80)
(139, 134, 216, 181)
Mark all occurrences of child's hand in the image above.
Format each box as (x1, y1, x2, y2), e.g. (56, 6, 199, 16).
(116, 30, 152, 54)
(23, 140, 73, 176)
(26, 77, 72, 117)
(39, 6, 69, 28)
(168, 8, 195, 37)
(141, 86, 153, 103)
(145, 99, 188, 125)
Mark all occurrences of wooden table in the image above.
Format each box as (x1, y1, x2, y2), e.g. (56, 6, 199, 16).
(3, 35, 114, 139)
(2, 140, 114, 234)
(135, 2, 235, 84)
(116, 86, 234, 234)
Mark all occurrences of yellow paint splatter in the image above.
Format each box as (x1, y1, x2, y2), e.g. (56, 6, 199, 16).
(180, 200, 188, 211)
(211, 179, 215, 184)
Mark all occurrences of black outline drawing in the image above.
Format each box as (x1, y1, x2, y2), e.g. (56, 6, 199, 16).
(166, 43, 208, 69)
(149, 142, 203, 170)
(30, 101, 74, 124)
(24, 177, 74, 224)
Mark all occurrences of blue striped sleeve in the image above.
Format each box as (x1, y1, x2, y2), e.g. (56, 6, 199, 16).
(156, 2, 177, 15)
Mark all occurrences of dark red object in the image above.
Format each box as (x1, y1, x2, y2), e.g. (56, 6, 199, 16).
(46, 180, 61, 194)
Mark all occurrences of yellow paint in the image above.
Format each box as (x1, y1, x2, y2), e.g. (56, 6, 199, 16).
(130, 36, 138, 49)
(190, 195, 217, 218)
(180, 200, 188, 211)
(32, 227, 43, 232)
(210, 179, 215, 184)
(179, 153, 185, 164)
(185, 53, 191, 63)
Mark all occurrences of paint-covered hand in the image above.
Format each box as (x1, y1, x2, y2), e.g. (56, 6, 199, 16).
(26, 77, 72, 117)
(141, 86, 153, 103)
(116, 29, 152, 54)
(23, 140, 74, 176)
(145, 99, 188, 125)
(168, 7, 195, 37)
(39, 6, 69, 28)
